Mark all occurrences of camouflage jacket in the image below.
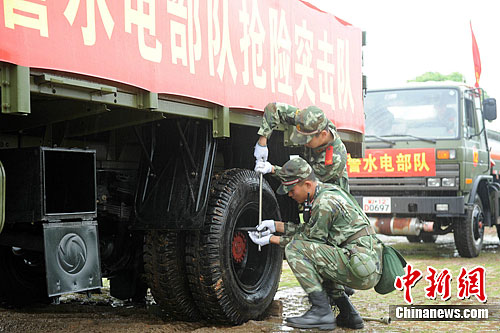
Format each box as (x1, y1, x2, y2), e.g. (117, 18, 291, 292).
(257, 102, 348, 186)
(279, 183, 380, 252)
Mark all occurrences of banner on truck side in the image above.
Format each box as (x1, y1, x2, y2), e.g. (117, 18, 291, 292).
(0, 0, 364, 134)
(348, 148, 437, 178)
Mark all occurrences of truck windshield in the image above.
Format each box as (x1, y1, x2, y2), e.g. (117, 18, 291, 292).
(364, 88, 459, 140)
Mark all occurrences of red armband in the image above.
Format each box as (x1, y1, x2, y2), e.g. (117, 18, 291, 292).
(325, 146, 334, 166)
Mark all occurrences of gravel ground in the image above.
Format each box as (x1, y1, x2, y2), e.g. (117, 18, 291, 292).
(1, 228, 499, 332)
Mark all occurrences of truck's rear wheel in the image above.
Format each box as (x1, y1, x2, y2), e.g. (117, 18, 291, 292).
(421, 232, 438, 243)
(406, 235, 421, 243)
(407, 232, 437, 243)
(144, 231, 202, 321)
(186, 169, 283, 324)
(0, 246, 49, 305)
(453, 195, 484, 258)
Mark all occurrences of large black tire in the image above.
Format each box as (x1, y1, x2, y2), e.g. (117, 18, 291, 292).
(186, 169, 283, 324)
(144, 231, 202, 321)
(421, 233, 438, 243)
(453, 195, 485, 258)
(0, 246, 49, 306)
(406, 235, 421, 243)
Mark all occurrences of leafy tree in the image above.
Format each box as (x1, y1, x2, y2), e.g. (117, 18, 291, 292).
(407, 71, 465, 82)
(408, 72, 489, 98)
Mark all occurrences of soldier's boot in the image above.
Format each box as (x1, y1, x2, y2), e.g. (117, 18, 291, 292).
(334, 292, 364, 329)
(327, 286, 355, 307)
(344, 286, 355, 297)
(286, 291, 336, 330)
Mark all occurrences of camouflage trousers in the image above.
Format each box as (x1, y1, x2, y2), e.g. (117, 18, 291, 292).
(285, 239, 382, 298)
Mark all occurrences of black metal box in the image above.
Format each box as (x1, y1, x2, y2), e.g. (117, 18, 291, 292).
(0, 147, 96, 222)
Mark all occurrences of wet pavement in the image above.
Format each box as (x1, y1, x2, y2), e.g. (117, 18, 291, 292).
(1, 229, 499, 332)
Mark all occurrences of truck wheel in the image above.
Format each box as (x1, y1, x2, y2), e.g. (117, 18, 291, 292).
(421, 233, 438, 243)
(0, 246, 49, 305)
(453, 195, 484, 258)
(406, 235, 421, 243)
(186, 169, 283, 324)
(144, 231, 202, 321)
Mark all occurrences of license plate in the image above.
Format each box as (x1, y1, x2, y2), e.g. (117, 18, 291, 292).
(362, 197, 391, 213)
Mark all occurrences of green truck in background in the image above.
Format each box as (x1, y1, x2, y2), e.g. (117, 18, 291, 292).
(349, 82, 499, 258)
(0, 0, 365, 324)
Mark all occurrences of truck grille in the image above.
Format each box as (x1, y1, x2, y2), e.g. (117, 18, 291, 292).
(350, 163, 459, 195)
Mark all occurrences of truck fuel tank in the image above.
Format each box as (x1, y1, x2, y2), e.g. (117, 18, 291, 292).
(369, 216, 434, 236)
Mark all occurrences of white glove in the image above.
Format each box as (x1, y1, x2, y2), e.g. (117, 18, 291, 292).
(254, 142, 268, 162)
(248, 231, 272, 246)
(255, 161, 273, 175)
(257, 219, 276, 233)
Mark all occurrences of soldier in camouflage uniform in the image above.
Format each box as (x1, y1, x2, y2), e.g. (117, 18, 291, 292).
(254, 103, 356, 314)
(254, 102, 349, 192)
(248, 157, 383, 330)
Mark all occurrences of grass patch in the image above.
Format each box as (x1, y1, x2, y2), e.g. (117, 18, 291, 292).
(278, 234, 500, 331)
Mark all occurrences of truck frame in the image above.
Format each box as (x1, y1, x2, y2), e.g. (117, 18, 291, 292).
(0, 0, 364, 324)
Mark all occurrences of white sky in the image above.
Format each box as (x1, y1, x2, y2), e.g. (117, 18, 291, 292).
(308, 0, 500, 100)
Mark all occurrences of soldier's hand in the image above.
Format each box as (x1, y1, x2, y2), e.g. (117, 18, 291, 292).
(255, 161, 273, 175)
(254, 141, 268, 162)
(257, 219, 276, 233)
(248, 231, 272, 246)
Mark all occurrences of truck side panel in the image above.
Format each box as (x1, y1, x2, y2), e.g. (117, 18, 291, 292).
(0, 0, 364, 135)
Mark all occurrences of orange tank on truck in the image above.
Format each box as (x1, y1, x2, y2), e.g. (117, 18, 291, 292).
(349, 82, 499, 258)
(0, 0, 365, 325)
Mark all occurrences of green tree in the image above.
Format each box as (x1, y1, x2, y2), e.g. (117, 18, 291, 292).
(408, 71, 465, 82)
(408, 72, 489, 98)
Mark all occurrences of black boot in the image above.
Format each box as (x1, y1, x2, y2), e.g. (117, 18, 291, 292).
(334, 292, 364, 329)
(286, 291, 336, 330)
(329, 286, 355, 306)
(344, 286, 355, 297)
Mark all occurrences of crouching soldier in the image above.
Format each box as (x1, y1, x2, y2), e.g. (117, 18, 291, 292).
(248, 157, 383, 330)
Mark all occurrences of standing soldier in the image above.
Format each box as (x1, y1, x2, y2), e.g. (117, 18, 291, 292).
(253, 102, 349, 191)
(248, 157, 383, 330)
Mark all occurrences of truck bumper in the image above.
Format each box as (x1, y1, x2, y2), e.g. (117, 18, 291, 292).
(354, 196, 465, 217)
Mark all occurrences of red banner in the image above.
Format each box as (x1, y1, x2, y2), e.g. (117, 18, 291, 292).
(0, 0, 364, 134)
(348, 148, 436, 178)
(470, 21, 481, 88)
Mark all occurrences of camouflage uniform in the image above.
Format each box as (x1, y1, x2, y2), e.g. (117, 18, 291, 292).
(258, 102, 349, 191)
(276, 158, 383, 298)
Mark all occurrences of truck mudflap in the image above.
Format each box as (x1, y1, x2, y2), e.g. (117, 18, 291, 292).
(355, 195, 465, 216)
(43, 221, 102, 297)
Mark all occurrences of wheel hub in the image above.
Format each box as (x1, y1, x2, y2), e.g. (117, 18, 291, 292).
(232, 231, 247, 263)
(472, 205, 484, 239)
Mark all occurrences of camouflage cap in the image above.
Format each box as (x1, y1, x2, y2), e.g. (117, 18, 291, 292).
(277, 157, 313, 195)
(290, 106, 328, 145)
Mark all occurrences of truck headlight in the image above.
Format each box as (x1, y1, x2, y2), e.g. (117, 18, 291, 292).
(441, 178, 456, 187)
(427, 178, 440, 187)
(437, 149, 456, 159)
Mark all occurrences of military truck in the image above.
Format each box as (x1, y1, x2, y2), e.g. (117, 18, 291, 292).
(0, 0, 365, 324)
(349, 82, 499, 258)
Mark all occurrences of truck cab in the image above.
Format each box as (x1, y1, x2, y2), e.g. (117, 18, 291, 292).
(349, 82, 499, 257)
